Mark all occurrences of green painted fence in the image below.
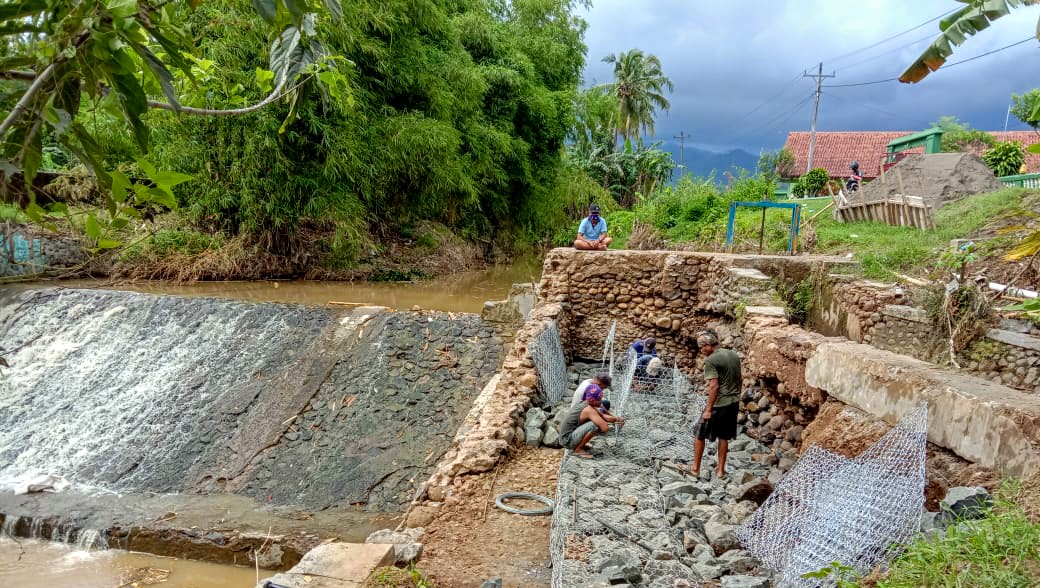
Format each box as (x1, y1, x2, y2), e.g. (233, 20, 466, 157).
(1000, 173, 1040, 189)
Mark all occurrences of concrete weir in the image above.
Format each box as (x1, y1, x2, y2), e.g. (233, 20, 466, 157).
(0, 287, 502, 568)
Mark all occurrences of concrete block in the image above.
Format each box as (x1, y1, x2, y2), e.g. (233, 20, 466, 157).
(805, 341, 1040, 476)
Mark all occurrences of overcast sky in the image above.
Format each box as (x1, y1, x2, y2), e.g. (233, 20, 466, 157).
(580, 0, 1040, 155)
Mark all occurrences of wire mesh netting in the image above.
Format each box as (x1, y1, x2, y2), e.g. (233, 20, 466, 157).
(549, 452, 700, 588)
(735, 404, 929, 587)
(606, 351, 706, 464)
(531, 320, 568, 405)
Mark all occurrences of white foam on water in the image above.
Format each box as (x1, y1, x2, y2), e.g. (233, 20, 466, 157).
(0, 289, 331, 493)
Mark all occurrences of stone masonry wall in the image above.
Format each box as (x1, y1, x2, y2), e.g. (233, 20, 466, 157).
(1, 223, 86, 276)
(416, 302, 569, 514)
(814, 275, 1040, 395)
(537, 249, 853, 366)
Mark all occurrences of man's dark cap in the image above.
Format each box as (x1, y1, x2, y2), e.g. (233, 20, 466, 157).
(589, 203, 601, 214)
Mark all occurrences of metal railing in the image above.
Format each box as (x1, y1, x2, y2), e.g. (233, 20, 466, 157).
(1000, 173, 1040, 189)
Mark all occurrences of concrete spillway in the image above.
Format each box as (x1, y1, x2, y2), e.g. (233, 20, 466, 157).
(0, 288, 502, 513)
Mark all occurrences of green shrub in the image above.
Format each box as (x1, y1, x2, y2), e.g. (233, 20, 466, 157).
(875, 489, 1039, 587)
(792, 168, 829, 197)
(982, 140, 1025, 177)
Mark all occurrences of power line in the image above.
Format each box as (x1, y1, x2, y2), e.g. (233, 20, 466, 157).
(838, 32, 936, 71)
(823, 36, 1037, 88)
(819, 91, 921, 128)
(726, 92, 815, 146)
(825, 8, 959, 66)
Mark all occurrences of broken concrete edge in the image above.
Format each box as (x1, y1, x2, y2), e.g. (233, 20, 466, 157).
(806, 340, 1040, 477)
(0, 511, 317, 570)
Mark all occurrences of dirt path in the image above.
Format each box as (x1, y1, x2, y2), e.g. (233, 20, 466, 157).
(419, 448, 562, 588)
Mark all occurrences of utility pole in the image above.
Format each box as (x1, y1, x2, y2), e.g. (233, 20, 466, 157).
(673, 130, 688, 166)
(804, 62, 835, 173)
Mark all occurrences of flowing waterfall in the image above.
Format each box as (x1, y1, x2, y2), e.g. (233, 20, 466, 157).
(0, 288, 331, 493)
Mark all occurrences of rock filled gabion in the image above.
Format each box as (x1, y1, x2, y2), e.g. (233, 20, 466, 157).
(610, 352, 705, 464)
(531, 320, 569, 405)
(735, 405, 928, 587)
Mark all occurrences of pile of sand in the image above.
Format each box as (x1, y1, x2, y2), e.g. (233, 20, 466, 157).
(856, 153, 1004, 209)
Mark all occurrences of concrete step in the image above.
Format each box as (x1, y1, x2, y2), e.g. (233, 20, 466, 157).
(257, 542, 395, 588)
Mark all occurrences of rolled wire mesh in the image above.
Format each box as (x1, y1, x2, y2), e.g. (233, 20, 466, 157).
(600, 320, 617, 379)
(531, 320, 568, 405)
(735, 404, 928, 587)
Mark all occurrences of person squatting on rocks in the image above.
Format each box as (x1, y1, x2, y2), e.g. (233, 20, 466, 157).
(570, 372, 613, 408)
(691, 330, 742, 479)
(573, 204, 612, 251)
(559, 384, 624, 458)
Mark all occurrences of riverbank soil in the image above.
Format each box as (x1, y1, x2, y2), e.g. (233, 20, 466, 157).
(418, 447, 562, 588)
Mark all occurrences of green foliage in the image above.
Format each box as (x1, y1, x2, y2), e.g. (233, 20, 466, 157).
(901, 0, 1035, 83)
(374, 563, 435, 588)
(982, 140, 1026, 177)
(874, 488, 1040, 587)
(0, 0, 347, 240)
(568, 138, 675, 208)
(148, 230, 224, 256)
(141, 0, 590, 261)
(802, 561, 859, 588)
(757, 147, 796, 180)
(933, 115, 996, 153)
(792, 168, 829, 197)
(598, 49, 674, 140)
(1011, 89, 1040, 130)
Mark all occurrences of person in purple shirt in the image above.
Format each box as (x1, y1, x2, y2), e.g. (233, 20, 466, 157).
(573, 204, 612, 250)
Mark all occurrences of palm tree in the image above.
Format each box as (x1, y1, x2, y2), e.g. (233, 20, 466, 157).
(598, 49, 674, 141)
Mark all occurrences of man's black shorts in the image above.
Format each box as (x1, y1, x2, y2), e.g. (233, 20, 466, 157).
(696, 402, 738, 441)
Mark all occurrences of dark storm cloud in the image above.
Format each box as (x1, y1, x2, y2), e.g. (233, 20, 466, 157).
(580, 0, 1040, 155)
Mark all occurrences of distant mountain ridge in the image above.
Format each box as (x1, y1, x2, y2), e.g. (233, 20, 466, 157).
(671, 146, 759, 181)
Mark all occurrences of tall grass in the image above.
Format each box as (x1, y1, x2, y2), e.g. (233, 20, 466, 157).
(609, 182, 1031, 280)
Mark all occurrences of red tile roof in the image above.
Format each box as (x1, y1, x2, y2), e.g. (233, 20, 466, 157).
(782, 130, 1040, 179)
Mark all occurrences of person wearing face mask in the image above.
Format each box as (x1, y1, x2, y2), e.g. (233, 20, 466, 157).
(573, 203, 612, 250)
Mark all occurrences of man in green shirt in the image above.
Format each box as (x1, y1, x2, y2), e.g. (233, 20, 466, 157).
(691, 330, 742, 479)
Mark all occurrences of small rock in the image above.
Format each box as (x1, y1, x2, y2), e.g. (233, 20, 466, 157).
(480, 579, 503, 588)
(365, 529, 424, 564)
(683, 529, 708, 550)
(721, 575, 770, 588)
(689, 562, 724, 580)
(718, 549, 758, 574)
(735, 479, 774, 505)
(688, 543, 715, 564)
(941, 486, 991, 520)
(778, 457, 796, 472)
(543, 424, 560, 448)
(651, 549, 674, 560)
(704, 520, 739, 553)
(661, 481, 700, 497)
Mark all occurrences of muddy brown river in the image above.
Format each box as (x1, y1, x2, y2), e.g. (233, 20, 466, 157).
(14, 259, 543, 313)
(0, 538, 271, 587)
(2, 261, 542, 585)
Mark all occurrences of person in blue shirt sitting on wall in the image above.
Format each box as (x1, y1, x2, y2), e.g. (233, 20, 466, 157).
(574, 203, 612, 250)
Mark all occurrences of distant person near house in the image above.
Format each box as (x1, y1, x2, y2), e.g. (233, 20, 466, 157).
(574, 204, 611, 250)
(570, 372, 613, 408)
(558, 384, 624, 458)
(691, 330, 742, 480)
